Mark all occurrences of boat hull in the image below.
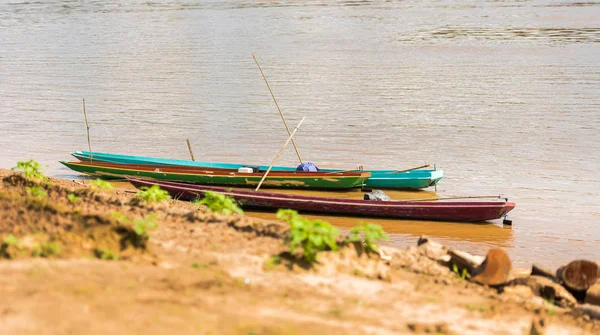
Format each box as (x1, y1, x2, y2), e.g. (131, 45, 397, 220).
(72, 151, 443, 189)
(128, 178, 515, 222)
(60, 161, 369, 190)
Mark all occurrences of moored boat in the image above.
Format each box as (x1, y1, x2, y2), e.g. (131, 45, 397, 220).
(127, 178, 516, 222)
(71, 150, 443, 189)
(60, 161, 369, 190)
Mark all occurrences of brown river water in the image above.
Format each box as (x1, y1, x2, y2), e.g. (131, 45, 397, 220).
(1, 1, 598, 267)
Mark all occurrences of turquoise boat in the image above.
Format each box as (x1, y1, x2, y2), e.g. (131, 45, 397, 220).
(71, 150, 443, 189)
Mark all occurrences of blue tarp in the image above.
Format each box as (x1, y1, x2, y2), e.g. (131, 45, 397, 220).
(296, 162, 320, 172)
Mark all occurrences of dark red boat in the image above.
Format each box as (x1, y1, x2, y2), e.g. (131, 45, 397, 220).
(128, 178, 515, 222)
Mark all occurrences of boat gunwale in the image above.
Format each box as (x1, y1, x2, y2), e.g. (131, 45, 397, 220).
(61, 161, 371, 179)
(128, 178, 515, 210)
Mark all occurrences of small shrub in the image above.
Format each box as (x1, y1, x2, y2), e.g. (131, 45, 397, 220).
(346, 222, 389, 253)
(277, 209, 339, 263)
(136, 185, 171, 203)
(12, 159, 45, 181)
(67, 193, 81, 203)
(194, 191, 243, 215)
(26, 186, 48, 198)
(32, 241, 61, 257)
(90, 179, 114, 191)
(94, 248, 119, 260)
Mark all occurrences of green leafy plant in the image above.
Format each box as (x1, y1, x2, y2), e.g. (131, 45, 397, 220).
(112, 212, 158, 238)
(90, 179, 114, 191)
(194, 191, 243, 215)
(264, 255, 281, 271)
(1, 234, 21, 258)
(452, 263, 468, 280)
(133, 215, 158, 238)
(135, 185, 171, 203)
(3, 234, 19, 247)
(67, 193, 81, 203)
(12, 159, 45, 181)
(32, 241, 61, 257)
(191, 262, 208, 269)
(545, 297, 557, 316)
(277, 209, 339, 263)
(346, 222, 389, 253)
(26, 186, 48, 198)
(94, 248, 119, 260)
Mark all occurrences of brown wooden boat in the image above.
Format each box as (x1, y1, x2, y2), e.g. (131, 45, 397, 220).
(128, 178, 516, 222)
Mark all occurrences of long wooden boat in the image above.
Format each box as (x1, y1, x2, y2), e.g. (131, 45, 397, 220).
(127, 178, 516, 222)
(60, 161, 369, 190)
(71, 150, 443, 189)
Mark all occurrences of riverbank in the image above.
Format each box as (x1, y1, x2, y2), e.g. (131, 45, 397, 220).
(0, 168, 597, 334)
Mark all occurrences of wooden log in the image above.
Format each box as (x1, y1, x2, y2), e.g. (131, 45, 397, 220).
(508, 276, 577, 308)
(416, 236, 449, 263)
(472, 249, 512, 286)
(558, 260, 598, 292)
(585, 282, 600, 306)
(576, 304, 600, 321)
(448, 249, 484, 275)
(531, 264, 557, 282)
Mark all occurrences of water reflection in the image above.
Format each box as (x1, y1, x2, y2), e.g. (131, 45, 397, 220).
(1, 0, 599, 268)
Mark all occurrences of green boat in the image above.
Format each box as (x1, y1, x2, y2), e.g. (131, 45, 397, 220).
(71, 151, 444, 189)
(60, 161, 370, 190)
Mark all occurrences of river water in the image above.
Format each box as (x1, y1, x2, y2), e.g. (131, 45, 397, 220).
(1, 0, 598, 267)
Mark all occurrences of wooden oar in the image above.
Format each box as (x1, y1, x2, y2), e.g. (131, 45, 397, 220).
(82, 98, 92, 162)
(255, 117, 306, 192)
(385, 164, 431, 174)
(252, 53, 303, 164)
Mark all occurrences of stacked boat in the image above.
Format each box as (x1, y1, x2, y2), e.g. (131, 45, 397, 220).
(61, 150, 515, 222)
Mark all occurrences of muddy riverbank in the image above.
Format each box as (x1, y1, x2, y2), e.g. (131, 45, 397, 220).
(0, 168, 598, 334)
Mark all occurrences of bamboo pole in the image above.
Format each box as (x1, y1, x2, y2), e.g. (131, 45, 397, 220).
(255, 117, 306, 192)
(252, 53, 303, 164)
(186, 139, 195, 161)
(82, 98, 92, 162)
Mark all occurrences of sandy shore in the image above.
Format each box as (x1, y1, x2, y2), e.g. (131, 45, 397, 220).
(0, 169, 597, 335)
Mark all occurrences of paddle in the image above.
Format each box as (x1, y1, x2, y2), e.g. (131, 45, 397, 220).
(252, 53, 303, 164)
(385, 164, 431, 174)
(255, 117, 306, 192)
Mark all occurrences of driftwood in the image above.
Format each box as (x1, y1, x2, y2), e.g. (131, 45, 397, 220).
(558, 260, 598, 292)
(585, 282, 600, 306)
(448, 249, 484, 276)
(508, 276, 577, 308)
(531, 264, 557, 282)
(472, 249, 512, 286)
(576, 304, 600, 321)
(417, 236, 450, 264)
